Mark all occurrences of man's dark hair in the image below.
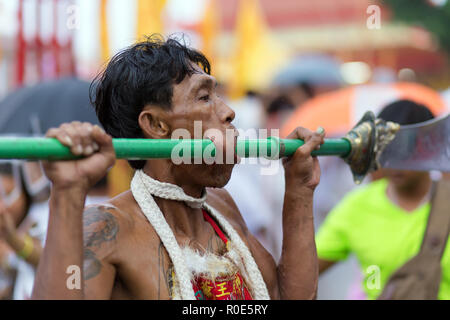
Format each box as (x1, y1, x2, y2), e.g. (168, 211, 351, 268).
(378, 99, 434, 125)
(90, 35, 211, 169)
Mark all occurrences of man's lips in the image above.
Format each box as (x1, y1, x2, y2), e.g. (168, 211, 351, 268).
(234, 135, 241, 164)
(205, 129, 240, 164)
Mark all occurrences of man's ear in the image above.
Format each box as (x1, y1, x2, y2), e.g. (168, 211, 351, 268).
(138, 106, 170, 138)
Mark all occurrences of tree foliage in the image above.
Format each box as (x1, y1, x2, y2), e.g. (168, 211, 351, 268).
(383, 0, 450, 53)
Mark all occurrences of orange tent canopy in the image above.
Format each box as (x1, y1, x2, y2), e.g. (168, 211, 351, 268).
(281, 82, 447, 138)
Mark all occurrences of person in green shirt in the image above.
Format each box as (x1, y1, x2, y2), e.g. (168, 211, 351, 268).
(316, 100, 450, 300)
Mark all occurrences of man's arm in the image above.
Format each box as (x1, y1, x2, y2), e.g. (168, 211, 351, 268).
(277, 185, 318, 299)
(32, 191, 119, 299)
(32, 186, 87, 299)
(31, 121, 116, 299)
(211, 126, 324, 300)
(277, 127, 324, 300)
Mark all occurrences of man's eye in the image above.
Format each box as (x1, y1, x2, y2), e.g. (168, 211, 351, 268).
(200, 95, 210, 101)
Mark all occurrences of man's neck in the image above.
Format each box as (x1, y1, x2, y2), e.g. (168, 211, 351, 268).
(142, 160, 204, 198)
(141, 160, 207, 241)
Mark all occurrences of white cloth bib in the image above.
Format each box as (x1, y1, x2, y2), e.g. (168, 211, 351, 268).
(130, 169, 270, 300)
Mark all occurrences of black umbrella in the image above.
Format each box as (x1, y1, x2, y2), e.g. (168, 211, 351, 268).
(0, 77, 100, 135)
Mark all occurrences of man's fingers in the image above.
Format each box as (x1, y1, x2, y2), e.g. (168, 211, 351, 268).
(91, 125, 112, 149)
(60, 123, 83, 155)
(79, 122, 96, 156)
(91, 125, 115, 162)
(286, 126, 314, 141)
(46, 128, 74, 148)
(287, 126, 325, 158)
(314, 127, 325, 150)
(283, 126, 324, 190)
(46, 122, 110, 157)
(88, 125, 116, 171)
(299, 133, 324, 157)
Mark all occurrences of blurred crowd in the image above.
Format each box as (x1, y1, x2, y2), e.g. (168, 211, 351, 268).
(1, 73, 448, 299)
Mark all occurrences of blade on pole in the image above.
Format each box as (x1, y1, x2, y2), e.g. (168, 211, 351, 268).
(378, 114, 450, 172)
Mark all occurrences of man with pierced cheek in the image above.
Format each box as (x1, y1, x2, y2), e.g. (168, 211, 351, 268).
(32, 36, 325, 300)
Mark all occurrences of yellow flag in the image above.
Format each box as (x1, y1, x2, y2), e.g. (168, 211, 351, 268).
(230, 0, 288, 98)
(107, 160, 134, 198)
(136, 0, 167, 40)
(199, 0, 219, 66)
(99, 0, 110, 63)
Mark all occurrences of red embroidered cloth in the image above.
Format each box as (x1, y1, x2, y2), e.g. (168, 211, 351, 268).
(191, 210, 253, 300)
(192, 271, 253, 300)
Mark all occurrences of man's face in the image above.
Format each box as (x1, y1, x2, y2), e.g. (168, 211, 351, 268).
(157, 66, 238, 188)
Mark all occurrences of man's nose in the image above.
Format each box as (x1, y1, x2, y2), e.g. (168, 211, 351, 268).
(218, 101, 235, 124)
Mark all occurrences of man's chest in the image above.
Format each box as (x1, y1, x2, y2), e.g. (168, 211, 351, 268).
(113, 226, 228, 300)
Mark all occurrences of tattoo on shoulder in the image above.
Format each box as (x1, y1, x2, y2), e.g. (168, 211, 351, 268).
(83, 206, 119, 248)
(83, 248, 102, 280)
(82, 206, 119, 280)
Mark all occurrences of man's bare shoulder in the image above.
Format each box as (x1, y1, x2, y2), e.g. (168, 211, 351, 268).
(93, 189, 165, 240)
(82, 190, 154, 256)
(81, 202, 122, 281)
(84, 191, 135, 236)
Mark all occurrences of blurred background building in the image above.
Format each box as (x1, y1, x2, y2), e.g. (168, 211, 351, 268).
(0, 0, 449, 96)
(0, 0, 449, 300)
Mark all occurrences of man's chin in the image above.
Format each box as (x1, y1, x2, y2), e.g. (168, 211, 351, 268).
(176, 162, 235, 190)
(207, 163, 235, 188)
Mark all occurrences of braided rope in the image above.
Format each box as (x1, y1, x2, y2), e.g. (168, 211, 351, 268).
(131, 172, 195, 299)
(203, 203, 270, 299)
(130, 169, 270, 300)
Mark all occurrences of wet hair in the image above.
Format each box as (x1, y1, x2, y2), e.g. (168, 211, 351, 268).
(378, 99, 435, 125)
(90, 35, 211, 169)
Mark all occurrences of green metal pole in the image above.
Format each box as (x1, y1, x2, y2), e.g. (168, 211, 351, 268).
(0, 137, 351, 160)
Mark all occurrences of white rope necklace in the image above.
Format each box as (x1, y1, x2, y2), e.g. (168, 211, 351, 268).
(130, 169, 270, 300)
